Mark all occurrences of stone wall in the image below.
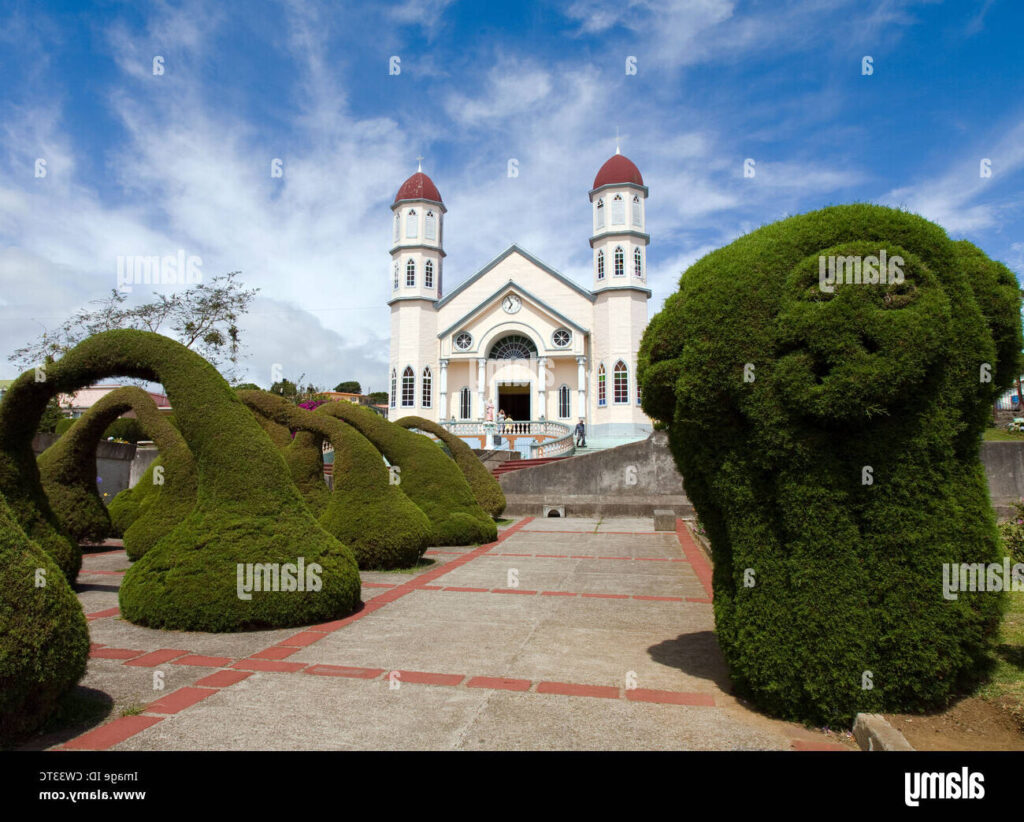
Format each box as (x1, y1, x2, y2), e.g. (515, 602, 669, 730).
(32, 432, 138, 501)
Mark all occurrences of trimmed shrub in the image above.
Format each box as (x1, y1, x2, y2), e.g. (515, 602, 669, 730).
(37, 387, 195, 555)
(638, 204, 1021, 725)
(318, 402, 496, 545)
(0, 491, 89, 745)
(0, 330, 361, 631)
(238, 391, 431, 568)
(108, 460, 157, 537)
(396, 415, 506, 517)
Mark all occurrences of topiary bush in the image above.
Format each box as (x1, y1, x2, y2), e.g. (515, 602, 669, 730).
(238, 391, 431, 568)
(319, 402, 496, 545)
(36, 387, 195, 555)
(639, 204, 1022, 725)
(107, 459, 158, 537)
(0, 491, 89, 745)
(0, 330, 361, 631)
(396, 415, 506, 517)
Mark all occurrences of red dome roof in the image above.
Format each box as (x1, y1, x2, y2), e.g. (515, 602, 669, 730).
(593, 153, 643, 189)
(394, 171, 442, 204)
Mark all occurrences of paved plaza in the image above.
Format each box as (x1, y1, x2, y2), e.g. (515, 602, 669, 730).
(38, 517, 849, 751)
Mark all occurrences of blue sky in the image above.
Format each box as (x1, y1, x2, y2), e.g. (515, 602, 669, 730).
(1, 0, 1022, 392)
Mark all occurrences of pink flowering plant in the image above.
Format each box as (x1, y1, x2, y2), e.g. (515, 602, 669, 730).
(997, 498, 1024, 564)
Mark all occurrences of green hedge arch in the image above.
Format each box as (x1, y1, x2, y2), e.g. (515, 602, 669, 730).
(36, 386, 197, 560)
(396, 416, 506, 518)
(318, 402, 496, 545)
(237, 392, 431, 568)
(108, 459, 157, 537)
(0, 492, 89, 745)
(638, 204, 1021, 725)
(0, 330, 361, 631)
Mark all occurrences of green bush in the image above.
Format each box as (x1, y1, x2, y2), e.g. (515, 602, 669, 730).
(107, 460, 157, 537)
(319, 402, 496, 545)
(0, 491, 89, 745)
(0, 330, 361, 631)
(998, 500, 1024, 565)
(238, 391, 431, 568)
(396, 415, 506, 517)
(37, 387, 194, 554)
(639, 204, 1021, 725)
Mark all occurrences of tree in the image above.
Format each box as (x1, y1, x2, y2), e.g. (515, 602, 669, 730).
(37, 396, 70, 434)
(367, 391, 388, 405)
(9, 272, 259, 382)
(334, 381, 361, 394)
(269, 378, 299, 400)
(232, 382, 261, 391)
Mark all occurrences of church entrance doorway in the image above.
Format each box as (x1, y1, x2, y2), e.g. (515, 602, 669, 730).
(498, 383, 530, 422)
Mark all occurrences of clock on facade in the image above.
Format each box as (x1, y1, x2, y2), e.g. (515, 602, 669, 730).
(501, 294, 522, 314)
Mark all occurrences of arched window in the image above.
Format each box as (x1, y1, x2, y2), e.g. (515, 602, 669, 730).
(406, 259, 416, 287)
(488, 334, 538, 360)
(595, 198, 605, 230)
(613, 360, 628, 404)
(597, 250, 605, 280)
(405, 209, 418, 239)
(631, 195, 641, 226)
(425, 210, 437, 241)
(611, 194, 624, 224)
(393, 213, 400, 243)
(425, 259, 434, 288)
(597, 363, 606, 407)
(634, 247, 643, 278)
(459, 386, 471, 419)
(390, 369, 396, 408)
(401, 366, 415, 407)
(558, 384, 571, 419)
(422, 366, 432, 408)
(614, 246, 624, 277)
(393, 262, 399, 290)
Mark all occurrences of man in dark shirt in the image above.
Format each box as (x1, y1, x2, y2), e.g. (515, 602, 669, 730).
(574, 419, 586, 447)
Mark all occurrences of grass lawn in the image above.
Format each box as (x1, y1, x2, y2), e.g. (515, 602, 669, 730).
(984, 426, 1024, 441)
(978, 588, 1024, 729)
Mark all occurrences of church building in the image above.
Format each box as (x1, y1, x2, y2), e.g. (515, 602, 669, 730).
(387, 151, 654, 443)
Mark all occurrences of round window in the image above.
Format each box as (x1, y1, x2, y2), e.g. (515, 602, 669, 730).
(552, 328, 572, 348)
(454, 332, 473, 351)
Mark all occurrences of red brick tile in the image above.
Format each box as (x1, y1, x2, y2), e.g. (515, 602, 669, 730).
(124, 649, 191, 667)
(250, 646, 300, 660)
(304, 665, 384, 679)
(194, 670, 253, 688)
(581, 593, 629, 599)
(686, 597, 713, 604)
(231, 659, 307, 673)
(536, 681, 620, 699)
(172, 654, 233, 668)
(90, 647, 146, 660)
(625, 689, 715, 706)
(85, 607, 120, 620)
(308, 619, 347, 632)
(466, 676, 532, 692)
(541, 591, 578, 597)
(491, 588, 537, 595)
(146, 686, 218, 714)
(416, 585, 444, 591)
(536, 554, 569, 558)
(278, 631, 324, 648)
(61, 716, 163, 750)
(391, 670, 464, 686)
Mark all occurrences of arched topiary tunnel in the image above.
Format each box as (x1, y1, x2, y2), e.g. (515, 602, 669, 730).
(108, 458, 157, 538)
(318, 402, 497, 546)
(236, 391, 431, 569)
(396, 416, 506, 518)
(0, 492, 89, 745)
(0, 329, 361, 631)
(37, 386, 197, 560)
(638, 204, 1022, 725)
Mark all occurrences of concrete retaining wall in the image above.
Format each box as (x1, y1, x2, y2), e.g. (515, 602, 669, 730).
(500, 435, 1024, 520)
(32, 433, 138, 501)
(498, 431, 690, 517)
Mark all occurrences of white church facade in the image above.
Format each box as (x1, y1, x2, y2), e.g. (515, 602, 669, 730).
(387, 151, 654, 444)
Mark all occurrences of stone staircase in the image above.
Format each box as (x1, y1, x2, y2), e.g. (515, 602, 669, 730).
(491, 456, 568, 478)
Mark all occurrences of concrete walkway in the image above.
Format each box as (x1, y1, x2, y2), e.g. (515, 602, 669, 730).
(38, 517, 850, 751)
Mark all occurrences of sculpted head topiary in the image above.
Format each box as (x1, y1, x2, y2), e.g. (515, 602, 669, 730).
(639, 204, 1022, 725)
(318, 402, 497, 546)
(396, 416, 506, 518)
(0, 330, 361, 631)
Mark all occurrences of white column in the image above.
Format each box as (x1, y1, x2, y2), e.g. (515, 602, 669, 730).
(536, 357, 547, 420)
(439, 359, 448, 421)
(476, 358, 486, 420)
(577, 356, 587, 422)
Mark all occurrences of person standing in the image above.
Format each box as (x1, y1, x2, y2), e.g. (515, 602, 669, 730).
(574, 418, 586, 447)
